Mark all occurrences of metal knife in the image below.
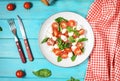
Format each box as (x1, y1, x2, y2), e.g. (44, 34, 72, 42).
(17, 15, 34, 61)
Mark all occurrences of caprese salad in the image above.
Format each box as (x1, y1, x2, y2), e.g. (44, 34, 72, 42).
(41, 17, 88, 62)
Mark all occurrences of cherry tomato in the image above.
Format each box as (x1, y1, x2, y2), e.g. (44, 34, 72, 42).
(67, 20, 76, 27)
(76, 42, 83, 48)
(24, 2, 32, 9)
(7, 3, 16, 11)
(52, 48, 62, 56)
(63, 31, 69, 37)
(16, 70, 25, 78)
(73, 47, 82, 55)
(79, 29, 85, 35)
(52, 22, 59, 29)
(64, 48, 72, 53)
(47, 38, 55, 46)
(52, 28, 59, 37)
(60, 21, 68, 29)
(60, 51, 68, 59)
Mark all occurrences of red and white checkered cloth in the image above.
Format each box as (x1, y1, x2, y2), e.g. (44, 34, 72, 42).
(85, 0, 120, 81)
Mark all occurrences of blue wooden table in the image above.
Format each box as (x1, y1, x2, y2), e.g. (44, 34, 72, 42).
(0, 0, 94, 81)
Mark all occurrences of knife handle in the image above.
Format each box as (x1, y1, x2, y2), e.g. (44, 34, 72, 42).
(24, 39, 34, 61)
(16, 41, 26, 63)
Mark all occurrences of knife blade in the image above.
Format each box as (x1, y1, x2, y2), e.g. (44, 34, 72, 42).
(17, 15, 34, 61)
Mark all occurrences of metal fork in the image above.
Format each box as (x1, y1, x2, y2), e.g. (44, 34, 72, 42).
(7, 19, 26, 63)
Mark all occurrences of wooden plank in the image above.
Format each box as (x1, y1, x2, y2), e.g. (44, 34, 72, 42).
(0, 39, 43, 58)
(0, 0, 93, 19)
(0, 58, 88, 79)
(0, 78, 84, 81)
(0, 20, 43, 39)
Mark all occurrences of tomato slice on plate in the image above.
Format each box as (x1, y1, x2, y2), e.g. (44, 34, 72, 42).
(67, 20, 76, 27)
(52, 22, 59, 29)
(60, 51, 68, 59)
(60, 21, 68, 29)
(79, 29, 85, 35)
(52, 48, 62, 56)
(64, 48, 72, 53)
(47, 38, 55, 46)
(76, 42, 83, 48)
(73, 47, 82, 55)
(52, 28, 59, 37)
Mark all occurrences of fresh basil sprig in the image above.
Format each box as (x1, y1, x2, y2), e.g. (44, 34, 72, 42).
(78, 38, 88, 42)
(32, 69, 52, 78)
(57, 38, 71, 50)
(41, 37, 49, 44)
(71, 54, 77, 62)
(57, 56, 62, 62)
(67, 77, 80, 81)
(68, 36, 75, 43)
(55, 17, 68, 23)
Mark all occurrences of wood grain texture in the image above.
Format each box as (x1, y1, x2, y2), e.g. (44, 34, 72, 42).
(0, 0, 94, 81)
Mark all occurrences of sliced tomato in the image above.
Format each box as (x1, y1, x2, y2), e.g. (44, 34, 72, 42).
(47, 38, 55, 46)
(60, 21, 68, 29)
(60, 51, 68, 59)
(72, 33, 78, 38)
(64, 48, 72, 53)
(58, 32, 62, 38)
(73, 47, 82, 55)
(52, 48, 62, 56)
(79, 29, 85, 35)
(67, 20, 76, 27)
(52, 28, 59, 37)
(52, 22, 59, 29)
(76, 42, 83, 48)
(63, 31, 69, 37)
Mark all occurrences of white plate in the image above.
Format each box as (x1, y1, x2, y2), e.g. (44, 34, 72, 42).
(38, 12, 94, 67)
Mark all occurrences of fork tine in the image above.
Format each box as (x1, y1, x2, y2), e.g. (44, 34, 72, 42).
(7, 19, 16, 30)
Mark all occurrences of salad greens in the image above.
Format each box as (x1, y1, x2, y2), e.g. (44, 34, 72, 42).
(32, 69, 51, 78)
(66, 27, 80, 36)
(57, 38, 71, 50)
(78, 38, 88, 42)
(41, 16, 88, 62)
(68, 36, 75, 43)
(57, 56, 62, 62)
(71, 54, 77, 62)
(55, 17, 68, 23)
(67, 77, 80, 81)
(41, 37, 49, 43)
(67, 26, 74, 32)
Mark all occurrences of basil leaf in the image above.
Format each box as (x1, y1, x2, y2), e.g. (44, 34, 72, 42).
(78, 38, 88, 42)
(57, 56, 62, 62)
(0, 27, 2, 31)
(67, 77, 80, 81)
(81, 47, 84, 53)
(57, 38, 71, 50)
(41, 37, 49, 43)
(73, 28, 80, 36)
(71, 54, 77, 62)
(55, 17, 68, 23)
(32, 69, 51, 78)
(67, 26, 74, 32)
(58, 26, 62, 32)
(68, 36, 75, 43)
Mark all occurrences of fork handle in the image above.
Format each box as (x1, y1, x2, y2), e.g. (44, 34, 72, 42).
(16, 41, 26, 63)
(24, 39, 34, 61)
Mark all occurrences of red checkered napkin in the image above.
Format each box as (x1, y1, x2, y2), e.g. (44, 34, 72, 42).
(85, 0, 120, 81)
